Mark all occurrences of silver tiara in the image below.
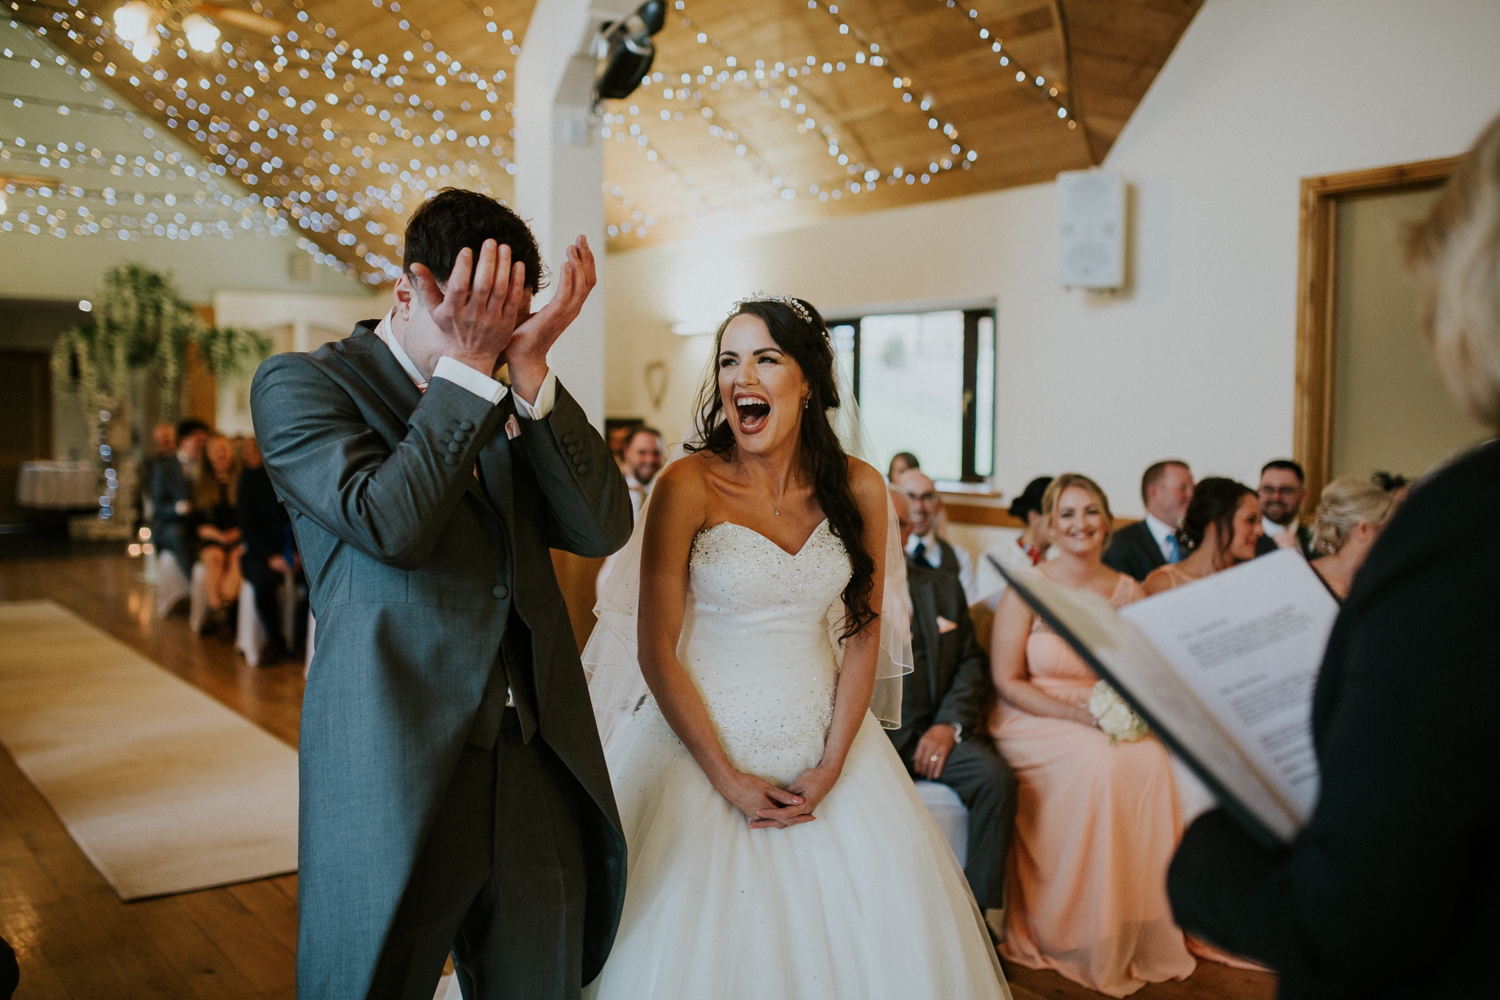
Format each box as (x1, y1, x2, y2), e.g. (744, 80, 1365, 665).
(732, 292, 813, 325)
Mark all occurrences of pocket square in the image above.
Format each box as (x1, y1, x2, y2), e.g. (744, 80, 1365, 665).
(504, 414, 521, 440)
(936, 615, 958, 634)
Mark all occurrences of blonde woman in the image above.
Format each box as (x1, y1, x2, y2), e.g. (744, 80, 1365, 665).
(1168, 113, 1500, 998)
(1310, 476, 1396, 601)
(989, 474, 1197, 996)
(191, 433, 242, 625)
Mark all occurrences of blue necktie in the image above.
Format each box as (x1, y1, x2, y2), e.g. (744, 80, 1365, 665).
(912, 541, 928, 566)
(1166, 534, 1182, 563)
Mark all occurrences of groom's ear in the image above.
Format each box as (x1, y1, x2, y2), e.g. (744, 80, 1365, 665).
(393, 272, 417, 320)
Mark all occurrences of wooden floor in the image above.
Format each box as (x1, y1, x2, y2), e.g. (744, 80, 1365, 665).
(0, 546, 1276, 1000)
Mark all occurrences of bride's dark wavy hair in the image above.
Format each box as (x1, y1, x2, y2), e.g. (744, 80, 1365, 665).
(686, 298, 876, 641)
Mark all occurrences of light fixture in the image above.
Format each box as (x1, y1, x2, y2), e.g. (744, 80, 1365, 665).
(112, 1, 153, 43)
(112, 3, 220, 59)
(79, 299, 93, 312)
(182, 13, 219, 53)
(0, 191, 7, 215)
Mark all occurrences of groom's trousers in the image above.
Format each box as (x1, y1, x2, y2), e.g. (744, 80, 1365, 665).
(367, 708, 589, 1000)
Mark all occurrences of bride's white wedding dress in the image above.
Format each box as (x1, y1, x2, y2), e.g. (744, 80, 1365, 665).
(584, 518, 1012, 999)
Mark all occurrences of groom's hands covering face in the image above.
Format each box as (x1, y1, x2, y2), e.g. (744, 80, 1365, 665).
(408, 238, 528, 378)
(503, 234, 597, 404)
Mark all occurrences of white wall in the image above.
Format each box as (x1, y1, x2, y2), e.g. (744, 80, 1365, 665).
(600, 0, 1500, 516)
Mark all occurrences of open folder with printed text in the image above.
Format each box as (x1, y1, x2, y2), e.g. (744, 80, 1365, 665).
(995, 550, 1339, 847)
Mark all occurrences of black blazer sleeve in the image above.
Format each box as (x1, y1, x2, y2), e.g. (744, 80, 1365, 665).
(1103, 520, 1164, 582)
(1167, 441, 1500, 1000)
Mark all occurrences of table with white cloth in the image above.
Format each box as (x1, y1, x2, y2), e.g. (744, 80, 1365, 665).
(14, 462, 100, 509)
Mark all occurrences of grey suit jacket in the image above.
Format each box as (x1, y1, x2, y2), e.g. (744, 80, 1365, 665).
(250, 325, 633, 996)
(889, 560, 992, 758)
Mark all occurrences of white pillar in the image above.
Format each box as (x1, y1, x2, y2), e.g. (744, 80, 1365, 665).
(514, 0, 614, 428)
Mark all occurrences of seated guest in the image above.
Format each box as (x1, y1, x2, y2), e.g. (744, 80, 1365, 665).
(150, 418, 208, 573)
(1168, 111, 1500, 1000)
(192, 433, 243, 630)
(899, 469, 978, 603)
(974, 476, 1053, 611)
(888, 450, 920, 483)
(606, 420, 640, 467)
(239, 437, 304, 661)
(596, 427, 668, 592)
(620, 425, 665, 518)
(888, 487, 1017, 927)
(1309, 476, 1396, 602)
(1104, 460, 1194, 581)
(990, 474, 1197, 996)
(1144, 478, 1263, 596)
(1255, 459, 1315, 558)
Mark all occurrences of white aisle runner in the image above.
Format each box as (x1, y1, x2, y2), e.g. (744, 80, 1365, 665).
(0, 600, 299, 899)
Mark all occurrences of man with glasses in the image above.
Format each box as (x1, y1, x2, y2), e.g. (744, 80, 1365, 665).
(1256, 459, 1316, 559)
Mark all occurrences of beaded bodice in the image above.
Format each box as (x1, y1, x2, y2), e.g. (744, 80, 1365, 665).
(665, 518, 851, 783)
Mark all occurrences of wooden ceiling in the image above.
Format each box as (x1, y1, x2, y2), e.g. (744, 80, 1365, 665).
(14, 0, 1200, 282)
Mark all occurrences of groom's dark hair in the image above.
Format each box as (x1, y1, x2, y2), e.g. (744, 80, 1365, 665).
(403, 188, 545, 292)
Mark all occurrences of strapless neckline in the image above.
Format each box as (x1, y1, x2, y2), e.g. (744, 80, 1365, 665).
(696, 517, 830, 558)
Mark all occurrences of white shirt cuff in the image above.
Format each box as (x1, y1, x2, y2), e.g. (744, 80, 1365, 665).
(432, 356, 508, 405)
(511, 370, 557, 419)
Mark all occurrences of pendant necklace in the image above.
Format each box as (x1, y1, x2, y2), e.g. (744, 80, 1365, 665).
(773, 475, 794, 516)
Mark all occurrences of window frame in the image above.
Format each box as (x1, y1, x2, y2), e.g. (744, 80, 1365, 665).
(828, 306, 996, 483)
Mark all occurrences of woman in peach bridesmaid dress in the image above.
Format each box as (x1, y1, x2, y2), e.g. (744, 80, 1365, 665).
(989, 474, 1196, 997)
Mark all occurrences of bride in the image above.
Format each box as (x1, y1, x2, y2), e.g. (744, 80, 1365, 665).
(580, 295, 1011, 999)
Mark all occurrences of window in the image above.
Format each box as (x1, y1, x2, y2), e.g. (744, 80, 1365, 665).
(829, 307, 995, 483)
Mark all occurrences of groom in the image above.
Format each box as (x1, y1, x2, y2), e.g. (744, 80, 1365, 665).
(251, 189, 633, 999)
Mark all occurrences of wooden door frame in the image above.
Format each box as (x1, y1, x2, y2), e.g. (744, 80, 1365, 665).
(1294, 156, 1457, 503)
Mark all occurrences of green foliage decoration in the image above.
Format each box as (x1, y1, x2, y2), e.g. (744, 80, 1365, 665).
(196, 325, 274, 380)
(51, 263, 272, 421)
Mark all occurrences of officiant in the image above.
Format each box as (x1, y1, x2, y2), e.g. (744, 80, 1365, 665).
(1167, 113, 1500, 1000)
(887, 488, 1017, 919)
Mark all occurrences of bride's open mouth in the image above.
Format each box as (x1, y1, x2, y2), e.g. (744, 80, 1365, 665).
(733, 393, 771, 434)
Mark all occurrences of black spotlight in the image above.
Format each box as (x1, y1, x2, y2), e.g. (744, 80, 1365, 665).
(594, 0, 667, 102)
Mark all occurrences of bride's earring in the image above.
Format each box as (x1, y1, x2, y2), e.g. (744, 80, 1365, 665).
(803, 396, 810, 410)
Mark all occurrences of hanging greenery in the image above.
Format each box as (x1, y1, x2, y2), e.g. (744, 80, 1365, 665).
(51, 262, 272, 421)
(196, 325, 274, 381)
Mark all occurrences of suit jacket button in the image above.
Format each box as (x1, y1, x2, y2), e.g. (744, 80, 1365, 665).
(447, 442, 463, 454)
(562, 431, 576, 445)
(491, 584, 509, 599)
(444, 456, 458, 466)
(459, 420, 475, 430)
(576, 463, 589, 475)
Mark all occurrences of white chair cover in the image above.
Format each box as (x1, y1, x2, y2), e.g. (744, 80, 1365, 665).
(914, 780, 969, 867)
(155, 551, 191, 618)
(236, 580, 268, 666)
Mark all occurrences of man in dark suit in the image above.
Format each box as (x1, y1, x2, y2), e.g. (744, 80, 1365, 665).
(1168, 439, 1500, 1000)
(1104, 459, 1194, 581)
(149, 418, 208, 572)
(251, 190, 633, 1000)
(1255, 459, 1316, 559)
(237, 436, 303, 662)
(887, 488, 1017, 923)
(898, 469, 978, 602)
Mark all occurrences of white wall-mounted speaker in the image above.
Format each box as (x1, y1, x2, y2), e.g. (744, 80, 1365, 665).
(1057, 170, 1126, 290)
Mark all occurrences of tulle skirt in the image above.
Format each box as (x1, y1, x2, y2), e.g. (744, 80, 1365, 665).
(584, 709, 1011, 1000)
